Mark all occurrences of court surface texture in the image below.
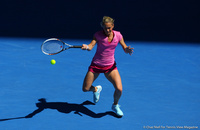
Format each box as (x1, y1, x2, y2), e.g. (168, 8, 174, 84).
(0, 37, 199, 130)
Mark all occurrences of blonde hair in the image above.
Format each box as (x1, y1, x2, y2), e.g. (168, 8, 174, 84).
(100, 16, 115, 27)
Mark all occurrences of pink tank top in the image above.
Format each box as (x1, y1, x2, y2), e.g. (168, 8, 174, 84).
(92, 30, 123, 66)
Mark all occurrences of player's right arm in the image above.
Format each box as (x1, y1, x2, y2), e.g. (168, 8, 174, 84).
(82, 37, 97, 51)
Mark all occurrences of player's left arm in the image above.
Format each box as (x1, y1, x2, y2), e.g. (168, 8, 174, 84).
(119, 37, 134, 55)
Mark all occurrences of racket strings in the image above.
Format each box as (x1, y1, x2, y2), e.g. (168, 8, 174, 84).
(42, 41, 64, 55)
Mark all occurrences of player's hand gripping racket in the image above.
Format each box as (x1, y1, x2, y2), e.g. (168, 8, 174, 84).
(41, 38, 82, 55)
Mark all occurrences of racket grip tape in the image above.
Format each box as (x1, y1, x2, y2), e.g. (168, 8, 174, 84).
(72, 45, 82, 48)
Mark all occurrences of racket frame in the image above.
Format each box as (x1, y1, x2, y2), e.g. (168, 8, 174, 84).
(41, 38, 82, 55)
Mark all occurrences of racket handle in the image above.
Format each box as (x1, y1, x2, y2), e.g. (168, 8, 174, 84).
(72, 45, 82, 48)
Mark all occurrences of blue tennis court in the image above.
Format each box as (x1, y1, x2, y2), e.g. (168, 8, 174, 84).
(0, 37, 199, 130)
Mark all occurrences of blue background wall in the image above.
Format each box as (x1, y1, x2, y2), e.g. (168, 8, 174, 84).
(0, 0, 199, 43)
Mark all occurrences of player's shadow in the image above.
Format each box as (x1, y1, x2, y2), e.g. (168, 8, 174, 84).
(0, 98, 121, 121)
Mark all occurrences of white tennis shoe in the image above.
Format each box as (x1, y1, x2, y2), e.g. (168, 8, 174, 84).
(93, 85, 102, 103)
(112, 104, 124, 117)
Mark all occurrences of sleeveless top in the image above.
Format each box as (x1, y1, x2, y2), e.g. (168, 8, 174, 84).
(92, 30, 123, 66)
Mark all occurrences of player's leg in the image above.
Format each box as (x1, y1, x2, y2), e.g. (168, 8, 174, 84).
(82, 71, 99, 92)
(82, 71, 102, 103)
(104, 69, 122, 105)
(104, 69, 124, 116)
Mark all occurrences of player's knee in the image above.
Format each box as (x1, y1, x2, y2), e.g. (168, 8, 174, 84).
(115, 86, 123, 93)
(118, 89, 123, 94)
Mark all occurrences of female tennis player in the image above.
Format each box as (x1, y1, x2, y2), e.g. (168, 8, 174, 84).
(81, 16, 133, 117)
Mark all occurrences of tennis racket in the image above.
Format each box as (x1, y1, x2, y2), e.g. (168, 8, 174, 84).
(41, 38, 82, 55)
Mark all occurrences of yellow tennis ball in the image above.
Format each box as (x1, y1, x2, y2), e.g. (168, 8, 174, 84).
(50, 59, 56, 65)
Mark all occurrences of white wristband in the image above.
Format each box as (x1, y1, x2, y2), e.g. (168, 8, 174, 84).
(86, 45, 89, 50)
